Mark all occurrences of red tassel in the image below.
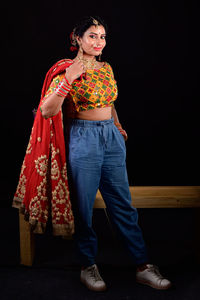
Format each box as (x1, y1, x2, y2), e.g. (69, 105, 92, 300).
(70, 46, 78, 52)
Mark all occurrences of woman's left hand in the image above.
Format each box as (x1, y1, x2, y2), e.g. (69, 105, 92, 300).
(114, 118, 128, 141)
(118, 127, 128, 141)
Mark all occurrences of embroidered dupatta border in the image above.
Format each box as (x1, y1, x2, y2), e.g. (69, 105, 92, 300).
(13, 59, 75, 236)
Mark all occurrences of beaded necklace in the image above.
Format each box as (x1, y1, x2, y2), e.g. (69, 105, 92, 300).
(75, 56, 99, 70)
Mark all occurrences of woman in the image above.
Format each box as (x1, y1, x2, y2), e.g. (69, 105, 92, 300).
(14, 16, 171, 292)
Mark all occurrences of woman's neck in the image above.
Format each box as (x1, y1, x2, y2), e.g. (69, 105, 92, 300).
(77, 50, 95, 61)
(74, 51, 98, 70)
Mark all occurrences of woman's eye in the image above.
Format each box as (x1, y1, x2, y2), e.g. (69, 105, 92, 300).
(89, 35, 106, 39)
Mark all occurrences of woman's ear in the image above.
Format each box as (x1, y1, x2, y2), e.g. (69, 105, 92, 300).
(76, 36, 81, 46)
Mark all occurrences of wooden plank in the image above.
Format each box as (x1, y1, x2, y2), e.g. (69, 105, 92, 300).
(94, 186, 200, 208)
(19, 186, 200, 266)
(19, 211, 35, 266)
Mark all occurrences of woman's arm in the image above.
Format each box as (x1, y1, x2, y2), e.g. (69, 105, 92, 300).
(40, 60, 86, 119)
(40, 90, 66, 119)
(112, 105, 120, 124)
(112, 105, 128, 141)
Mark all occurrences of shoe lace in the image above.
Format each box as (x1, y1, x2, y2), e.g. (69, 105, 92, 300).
(148, 265, 164, 280)
(88, 265, 102, 282)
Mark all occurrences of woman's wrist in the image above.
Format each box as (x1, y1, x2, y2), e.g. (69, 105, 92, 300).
(65, 72, 74, 85)
(114, 122, 122, 129)
(63, 76, 72, 86)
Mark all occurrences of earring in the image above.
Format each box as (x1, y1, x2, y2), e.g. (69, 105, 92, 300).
(98, 51, 102, 62)
(78, 44, 84, 59)
(79, 45, 83, 54)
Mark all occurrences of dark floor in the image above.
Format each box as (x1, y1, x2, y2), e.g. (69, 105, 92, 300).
(0, 207, 200, 300)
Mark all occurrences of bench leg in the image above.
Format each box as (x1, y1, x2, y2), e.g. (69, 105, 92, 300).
(19, 211, 35, 266)
(195, 209, 200, 264)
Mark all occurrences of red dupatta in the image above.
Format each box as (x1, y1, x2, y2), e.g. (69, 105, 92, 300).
(13, 59, 74, 236)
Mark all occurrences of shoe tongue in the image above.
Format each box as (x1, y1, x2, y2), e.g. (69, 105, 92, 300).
(88, 264, 96, 270)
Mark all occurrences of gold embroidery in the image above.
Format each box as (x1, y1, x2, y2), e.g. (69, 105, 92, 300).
(20, 158, 26, 175)
(29, 178, 49, 222)
(15, 174, 26, 200)
(52, 179, 70, 223)
(51, 144, 60, 159)
(35, 155, 48, 176)
(26, 126, 34, 154)
(51, 159, 60, 180)
(50, 144, 61, 180)
(14, 158, 27, 200)
(61, 163, 68, 180)
(26, 135, 32, 154)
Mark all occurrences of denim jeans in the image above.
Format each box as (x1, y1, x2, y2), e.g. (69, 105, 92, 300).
(66, 118, 148, 267)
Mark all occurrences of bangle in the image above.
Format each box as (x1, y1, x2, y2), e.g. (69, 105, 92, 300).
(55, 79, 72, 97)
(63, 76, 71, 85)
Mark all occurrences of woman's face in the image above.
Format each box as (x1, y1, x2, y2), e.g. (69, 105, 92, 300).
(77, 25, 106, 57)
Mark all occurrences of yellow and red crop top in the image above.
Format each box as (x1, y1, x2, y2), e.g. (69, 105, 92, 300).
(44, 62, 118, 112)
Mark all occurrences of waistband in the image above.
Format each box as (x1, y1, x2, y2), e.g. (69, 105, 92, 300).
(70, 118, 114, 127)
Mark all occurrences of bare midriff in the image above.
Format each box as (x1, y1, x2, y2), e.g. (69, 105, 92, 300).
(72, 106, 112, 121)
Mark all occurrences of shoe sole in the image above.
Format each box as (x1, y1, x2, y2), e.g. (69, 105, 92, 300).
(136, 278, 172, 290)
(80, 277, 107, 292)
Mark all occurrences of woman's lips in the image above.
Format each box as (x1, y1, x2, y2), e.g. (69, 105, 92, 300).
(93, 47, 102, 51)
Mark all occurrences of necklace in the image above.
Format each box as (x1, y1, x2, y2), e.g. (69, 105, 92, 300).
(76, 56, 99, 70)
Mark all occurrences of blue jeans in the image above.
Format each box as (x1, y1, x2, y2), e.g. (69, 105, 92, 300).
(66, 118, 148, 267)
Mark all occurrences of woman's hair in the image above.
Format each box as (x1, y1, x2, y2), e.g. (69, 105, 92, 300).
(70, 16, 108, 51)
(74, 16, 108, 38)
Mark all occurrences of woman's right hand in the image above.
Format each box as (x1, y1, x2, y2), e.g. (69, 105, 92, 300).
(65, 60, 86, 84)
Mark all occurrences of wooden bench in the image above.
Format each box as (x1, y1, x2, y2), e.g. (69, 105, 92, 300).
(19, 186, 200, 266)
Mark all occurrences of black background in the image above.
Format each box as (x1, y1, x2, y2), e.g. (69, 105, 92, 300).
(2, 0, 199, 207)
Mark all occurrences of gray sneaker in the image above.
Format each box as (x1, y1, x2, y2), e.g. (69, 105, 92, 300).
(136, 264, 172, 290)
(80, 264, 107, 292)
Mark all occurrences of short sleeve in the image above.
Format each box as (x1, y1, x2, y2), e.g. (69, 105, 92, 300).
(43, 73, 65, 100)
(105, 62, 118, 95)
(105, 62, 115, 80)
